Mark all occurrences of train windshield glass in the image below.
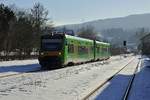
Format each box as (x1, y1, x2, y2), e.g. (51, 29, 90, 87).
(41, 39, 63, 51)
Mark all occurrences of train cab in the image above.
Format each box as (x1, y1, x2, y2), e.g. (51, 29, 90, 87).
(38, 33, 65, 69)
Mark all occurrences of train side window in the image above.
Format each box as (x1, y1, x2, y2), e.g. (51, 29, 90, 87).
(101, 47, 104, 52)
(65, 40, 68, 45)
(90, 46, 93, 52)
(68, 44, 74, 53)
(84, 46, 88, 53)
(78, 46, 83, 54)
(99, 46, 101, 52)
(78, 46, 88, 54)
(107, 47, 110, 52)
(103, 47, 107, 52)
(97, 47, 99, 53)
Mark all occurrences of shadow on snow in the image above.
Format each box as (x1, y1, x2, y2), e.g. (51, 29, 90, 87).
(0, 64, 40, 73)
(95, 57, 150, 100)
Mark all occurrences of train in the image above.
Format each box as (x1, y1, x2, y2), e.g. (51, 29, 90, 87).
(38, 32, 111, 69)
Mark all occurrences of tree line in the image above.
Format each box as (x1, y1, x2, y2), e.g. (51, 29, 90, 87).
(0, 3, 53, 60)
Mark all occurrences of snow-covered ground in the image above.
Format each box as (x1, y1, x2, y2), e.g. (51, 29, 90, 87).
(90, 56, 139, 100)
(88, 55, 150, 100)
(0, 59, 40, 77)
(0, 55, 135, 100)
(128, 55, 150, 100)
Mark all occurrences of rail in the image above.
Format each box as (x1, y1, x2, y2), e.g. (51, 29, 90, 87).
(82, 57, 136, 100)
(122, 59, 140, 100)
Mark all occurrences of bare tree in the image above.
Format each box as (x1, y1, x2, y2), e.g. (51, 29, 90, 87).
(30, 2, 50, 49)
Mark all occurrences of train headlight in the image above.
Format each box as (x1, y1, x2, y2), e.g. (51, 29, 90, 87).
(59, 52, 61, 55)
(40, 52, 44, 55)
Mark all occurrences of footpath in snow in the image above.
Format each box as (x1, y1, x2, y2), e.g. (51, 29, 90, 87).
(0, 55, 136, 100)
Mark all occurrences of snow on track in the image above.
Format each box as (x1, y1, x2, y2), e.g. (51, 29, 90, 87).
(89, 56, 139, 100)
(0, 55, 134, 100)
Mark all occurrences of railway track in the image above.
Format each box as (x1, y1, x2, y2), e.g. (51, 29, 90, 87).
(0, 57, 135, 80)
(82, 57, 139, 100)
(122, 58, 140, 100)
(0, 58, 110, 79)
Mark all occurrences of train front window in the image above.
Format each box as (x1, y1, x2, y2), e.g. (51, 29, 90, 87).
(41, 39, 63, 51)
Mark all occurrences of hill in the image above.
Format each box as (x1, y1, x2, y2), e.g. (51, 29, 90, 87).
(57, 13, 150, 47)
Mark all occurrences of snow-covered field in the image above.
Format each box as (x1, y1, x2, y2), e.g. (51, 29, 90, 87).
(0, 59, 40, 77)
(0, 55, 137, 100)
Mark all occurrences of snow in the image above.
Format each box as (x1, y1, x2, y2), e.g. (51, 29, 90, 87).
(88, 55, 150, 100)
(91, 56, 139, 100)
(0, 55, 136, 100)
(0, 59, 39, 67)
(128, 55, 150, 100)
(0, 59, 40, 77)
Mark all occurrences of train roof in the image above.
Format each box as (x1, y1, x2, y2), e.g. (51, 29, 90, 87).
(95, 41, 110, 46)
(66, 35, 110, 46)
(65, 34, 93, 43)
(41, 33, 110, 46)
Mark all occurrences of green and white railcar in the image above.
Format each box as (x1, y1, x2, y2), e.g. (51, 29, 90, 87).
(95, 41, 110, 60)
(65, 35, 94, 64)
(38, 33, 110, 69)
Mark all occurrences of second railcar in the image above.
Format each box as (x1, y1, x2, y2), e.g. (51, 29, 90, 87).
(65, 35, 94, 64)
(95, 41, 110, 60)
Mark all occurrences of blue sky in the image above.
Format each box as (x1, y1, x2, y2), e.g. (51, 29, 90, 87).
(1, 0, 150, 26)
